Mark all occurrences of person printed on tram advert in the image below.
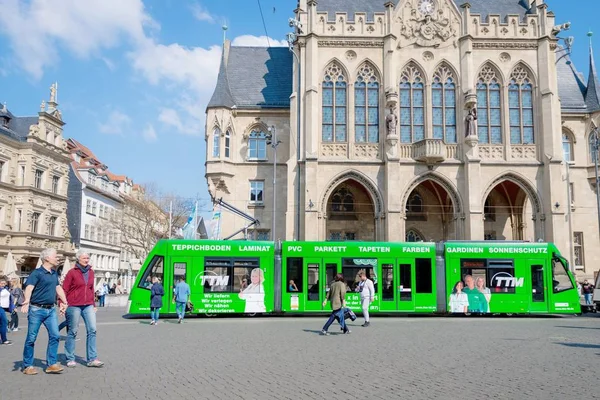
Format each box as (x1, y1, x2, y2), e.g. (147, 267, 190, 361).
(462, 275, 488, 313)
(449, 281, 469, 313)
(475, 277, 491, 313)
(238, 268, 266, 313)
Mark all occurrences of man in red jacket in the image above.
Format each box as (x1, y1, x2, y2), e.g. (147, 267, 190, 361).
(62, 250, 104, 368)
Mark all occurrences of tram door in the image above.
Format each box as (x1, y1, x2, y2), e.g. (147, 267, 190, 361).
(378, 259, 415, 312)
(304, 258, 337, 312)
(168, 257, 190, 313)
(529, 260, 548, 313)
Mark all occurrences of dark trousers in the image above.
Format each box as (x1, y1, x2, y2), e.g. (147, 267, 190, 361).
(322, 308, 346, 332)
(9, 310, 18, 330)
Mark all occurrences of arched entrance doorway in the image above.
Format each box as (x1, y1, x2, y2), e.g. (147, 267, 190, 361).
(325, 179, 375, 241)
(403, 179, 459, 242)
(483, 180, 535, 240)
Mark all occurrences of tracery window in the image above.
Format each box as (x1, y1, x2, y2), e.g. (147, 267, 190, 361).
(406, 229, 424, 242)
(322, 63, 347, 142)
(225, 130, 231, 158)
(476, 65, 502, 144)
(213, 127, 221, 157)
(508, 66, 534, 144)
(355, 63, 379, 143)
(331, 187, 354, 212)
(562, 131, 573, 162)
(407, 193, 423, 213)
(400, 63, 425, 143)
(248, 130, 267, 160)
(432, 65, 457, 143)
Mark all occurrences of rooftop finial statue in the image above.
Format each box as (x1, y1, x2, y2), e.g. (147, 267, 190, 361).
(49, 82, 57, 103)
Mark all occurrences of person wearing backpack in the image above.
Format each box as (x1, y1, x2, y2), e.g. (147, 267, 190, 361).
(9, 278, 24, 332)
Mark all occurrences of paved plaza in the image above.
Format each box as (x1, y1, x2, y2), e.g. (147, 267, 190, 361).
(0, 308, 598, 399)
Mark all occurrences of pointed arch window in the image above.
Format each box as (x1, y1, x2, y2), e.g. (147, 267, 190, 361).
(322, 63, 347, 142)
(562, 131, 573, 162)
(331, 187, 354, 212)
(407, 192, 423, 213)
(212, 127, 221, 157)
(400, 63, 425, 143)
(225, 130, 231, 158)
(248, 130, 267, 160)
(476, 65, 502, 144)
(355, 63, 379, 143)
(406, 229, 424, 242)
(509, 66, 534, 144)
(432, 65, 457, 143)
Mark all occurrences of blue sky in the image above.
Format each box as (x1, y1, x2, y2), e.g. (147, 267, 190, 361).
(0, 0, 593, 216)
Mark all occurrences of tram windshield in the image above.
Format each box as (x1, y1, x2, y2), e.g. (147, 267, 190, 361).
(551, 256, 574, 293)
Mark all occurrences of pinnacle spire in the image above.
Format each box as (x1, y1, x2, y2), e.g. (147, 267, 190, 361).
(585, 31, 600, 111)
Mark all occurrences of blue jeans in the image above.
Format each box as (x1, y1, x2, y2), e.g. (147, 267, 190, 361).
(584, 293, 593, 305)
(176, 302, 186, 319)
(22, 306, 60, 368)
(99, 295, 105, 307)
(65, 305, 97, 363)
(322, 308, 346, 332)
(0, 310, 8, 342)
(151, 307, 160, 322)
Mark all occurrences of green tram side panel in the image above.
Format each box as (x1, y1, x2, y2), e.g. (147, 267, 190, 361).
(281, 241, 436, 314)
(444, 242, 579, 315)
(128, 240, 275, 316)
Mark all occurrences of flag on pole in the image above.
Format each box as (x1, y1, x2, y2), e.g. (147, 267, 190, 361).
(182, 203, 198, 240)
(210, 204, 222, 240)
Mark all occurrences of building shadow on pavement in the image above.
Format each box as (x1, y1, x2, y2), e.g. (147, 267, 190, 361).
(553, 342, 600, 350)
(554, 325, 600, 330)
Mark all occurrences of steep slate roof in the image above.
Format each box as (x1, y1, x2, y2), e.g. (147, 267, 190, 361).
(0, 104, 38, 142)
(557, 52, 587, 112)
(207, 45, 292, 109)
(584, 44, 600, 112)
(316, 0, 530, 22)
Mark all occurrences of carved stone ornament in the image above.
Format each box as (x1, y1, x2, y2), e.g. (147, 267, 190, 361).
(345, 50, 357, 62)
(398, 1, 458, 48)
(318, 40, 384, 48)
(499, 52, 511, 63)
(422, 51, 434, 61)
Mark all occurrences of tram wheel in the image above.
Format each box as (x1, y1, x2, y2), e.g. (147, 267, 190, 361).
(205, 313, 216, 317)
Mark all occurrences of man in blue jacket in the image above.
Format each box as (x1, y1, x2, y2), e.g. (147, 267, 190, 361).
(173, 277, 191, 324)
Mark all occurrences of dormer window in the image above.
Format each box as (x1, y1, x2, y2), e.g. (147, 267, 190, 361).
(0, 117, 9, 127)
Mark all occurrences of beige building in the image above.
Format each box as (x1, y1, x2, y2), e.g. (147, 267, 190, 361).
(0, 85, 74, 276)
(205, 0, 600, 280)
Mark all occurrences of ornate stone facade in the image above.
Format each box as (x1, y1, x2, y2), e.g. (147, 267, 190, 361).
(0, 85, 74, 276)
(205, 0, 600, 280)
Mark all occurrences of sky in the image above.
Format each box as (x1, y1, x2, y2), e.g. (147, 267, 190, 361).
(0, 0, 594, 217)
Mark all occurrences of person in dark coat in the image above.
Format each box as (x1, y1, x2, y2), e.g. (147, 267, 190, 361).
(150, 277, 164, 325)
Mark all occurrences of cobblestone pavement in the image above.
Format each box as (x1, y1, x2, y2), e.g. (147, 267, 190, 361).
(0, 309, 598, 400)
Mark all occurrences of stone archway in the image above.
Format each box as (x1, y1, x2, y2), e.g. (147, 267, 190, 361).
(483, 180, 535, 241)
(402, 173, 463, 241)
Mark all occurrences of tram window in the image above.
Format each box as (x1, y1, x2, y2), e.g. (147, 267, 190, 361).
(487, 261, 516, 294)
(342, 259, 376, 291)
(399, 264, 412, 301)
(137, 256, 164, 290)
(233, 267, 256, 292)
(342, 266, 361, 291)
(552, 258, 574, 293)
(286, 257, 303, 292)
(381, 264, 394, 301)
(174, 262, 186, 282)
(203, 265, 232, 292)
(307, 265, 319, 300)
(415, 258, 432, 294)
(531, 265, 544, 302)
(326, 264, 336, 292)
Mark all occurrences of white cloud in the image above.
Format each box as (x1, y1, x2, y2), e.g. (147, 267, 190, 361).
(191, 3, 215, 23)
(232, 35, 288, 47)
(99, 110, 131, 134)
(0, 0, 155, 79)
(142, 124, 157, 142)
(101, 57, 117, 71)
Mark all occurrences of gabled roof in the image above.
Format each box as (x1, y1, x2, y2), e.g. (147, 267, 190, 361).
(0, 103, 38, 142)
(315, 0, 531, 22)
(207, 44, 293, 109)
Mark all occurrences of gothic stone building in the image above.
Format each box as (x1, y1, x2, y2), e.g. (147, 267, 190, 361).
(0, 87, 74, 276)
(205, 0, 600, 280)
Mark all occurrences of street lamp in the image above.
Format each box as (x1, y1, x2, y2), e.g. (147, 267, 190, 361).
(287, 22, 302, 240)
(266, 126, 282, 241)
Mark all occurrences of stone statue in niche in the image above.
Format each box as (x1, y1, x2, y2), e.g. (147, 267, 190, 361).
(465, 107, 477, 138)
(386, 105, 398, 137)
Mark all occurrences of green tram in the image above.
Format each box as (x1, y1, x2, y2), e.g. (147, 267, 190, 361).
(126, 240, 580, 317)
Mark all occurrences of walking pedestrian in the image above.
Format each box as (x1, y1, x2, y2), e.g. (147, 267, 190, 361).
(62, 250, 104, 368)
(320, 274, 350, 335)
(582, 280, 595, 305)
(357, 270, 375, 327)
(97, 282, 107, 307)
(173, 276, 190, 324)
(150, 277, 164, 325)
(21, 248, 68, 375)
(9, 278, 24, 332)
(0, 276, 14, 345)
